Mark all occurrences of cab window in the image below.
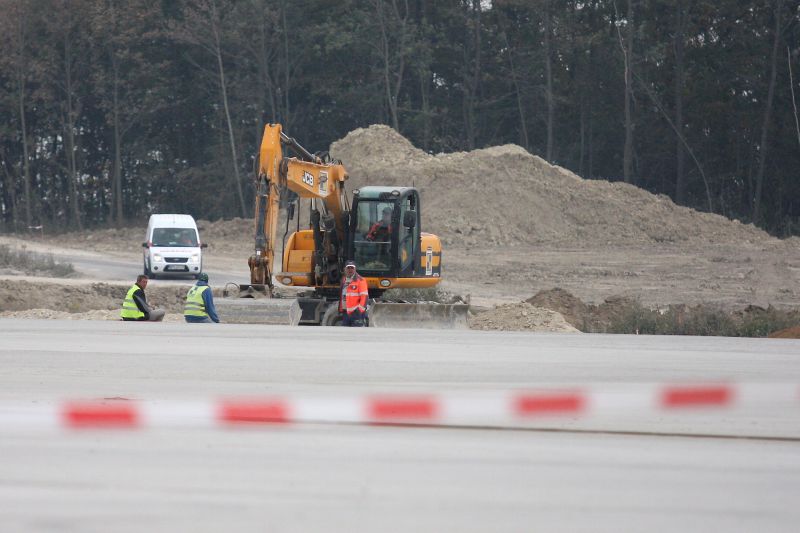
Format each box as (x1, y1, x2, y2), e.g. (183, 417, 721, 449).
(353, 201, 394, 271)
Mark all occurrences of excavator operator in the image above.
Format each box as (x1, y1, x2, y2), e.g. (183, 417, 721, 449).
(366, 207, 393, 242)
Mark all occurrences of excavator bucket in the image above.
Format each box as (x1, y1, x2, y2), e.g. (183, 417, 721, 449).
(367, 303, 470, 329)
(214, 297, 296, 325)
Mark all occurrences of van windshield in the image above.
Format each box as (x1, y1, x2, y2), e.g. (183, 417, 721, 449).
(152, 228, 198, 247)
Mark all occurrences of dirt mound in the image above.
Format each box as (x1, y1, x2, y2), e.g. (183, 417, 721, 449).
(526, 288, 637, 332)
(767, 325, 800, 339)
(469, 302, 579, 332)
(0, 308, 183, 321)
(331, 125, 772, 248)
(0, 279, 192, 314)
(195, 217, 253, 257)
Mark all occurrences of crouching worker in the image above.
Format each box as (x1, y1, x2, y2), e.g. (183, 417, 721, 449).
(184, 272, 220, 323)
(120, 275, 165, 321)
(339, 260, 368, 326)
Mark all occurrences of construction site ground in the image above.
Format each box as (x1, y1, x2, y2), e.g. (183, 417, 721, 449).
(1, 125, 799, 333)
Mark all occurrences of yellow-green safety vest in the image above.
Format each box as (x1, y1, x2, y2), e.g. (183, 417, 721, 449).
(184, 285, 210, 318)
(120, 284, 145, 319)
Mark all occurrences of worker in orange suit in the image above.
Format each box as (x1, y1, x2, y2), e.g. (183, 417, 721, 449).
(339, 260, 368, 326)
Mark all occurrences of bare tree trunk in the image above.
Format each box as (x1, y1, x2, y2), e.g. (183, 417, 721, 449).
(462, 0, 482, 149)
(212, 11, 247, 218)
(112, 63, 123, 227)
(0, 147, 19, 230)
(579, 99, 586, 175)
(588, 112, 594, 178)
(17, 70, 32, 228)
(15, 8, 32, 228)
(254, 3, 276, 125)
(251, 6, 277, 163)
(376, 0, 409, 132)
(752, 0, 783, 223)
(63, 26, 82, 230)
(280, 0, 291, 128)
(544, 1, 554, 162)
(500, 30, 528, 150)
(789, 46, 800, 149)
(378, 0, 396, 130)
(623, 0, 635, 183)
(419, 69, 432, 151)
(674, 0, 686, 204)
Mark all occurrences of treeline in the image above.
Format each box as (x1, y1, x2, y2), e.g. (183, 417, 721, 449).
(1, 0, 798, 234)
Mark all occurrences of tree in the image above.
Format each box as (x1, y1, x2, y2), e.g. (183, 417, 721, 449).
(618, 0, 636, 184)
(0, 0, 37, 227)
(373, 0, 412, 132)
(42, 0, 92, 230)
(170, 0, 247, 218)
(752, 0, 784, 223)
(674, 0, 686, 204)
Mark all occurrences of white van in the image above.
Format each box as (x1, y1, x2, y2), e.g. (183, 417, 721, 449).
(142, 214, 206, 279)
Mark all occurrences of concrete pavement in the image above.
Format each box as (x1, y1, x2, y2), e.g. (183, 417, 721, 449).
(0, 320, 798, 532)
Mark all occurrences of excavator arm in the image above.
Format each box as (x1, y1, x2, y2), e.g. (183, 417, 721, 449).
(248, 124, 349, 293)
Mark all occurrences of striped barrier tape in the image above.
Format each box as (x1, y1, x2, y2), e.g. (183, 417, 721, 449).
(1, 383, 797, 431)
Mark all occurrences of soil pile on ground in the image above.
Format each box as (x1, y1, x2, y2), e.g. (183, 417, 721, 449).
(196, 217, 253, 256)
(0, 279, 192, 314)
(526, 288, 638, 332)
(331, 125, 772, 248)
(469, 302, 579, 332)
(768, 325, 800, 338)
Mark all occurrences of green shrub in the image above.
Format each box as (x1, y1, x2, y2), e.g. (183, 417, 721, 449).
(608, 301, 799, 337)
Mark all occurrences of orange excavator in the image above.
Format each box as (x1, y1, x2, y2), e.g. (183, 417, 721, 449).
(216, 124, 468, 327)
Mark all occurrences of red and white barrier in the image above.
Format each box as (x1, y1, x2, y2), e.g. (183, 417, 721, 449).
(1, 383, 797, 431)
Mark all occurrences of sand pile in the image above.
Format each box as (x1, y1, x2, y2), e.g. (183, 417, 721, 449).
(331, 125, 772, 247)
(470, 302, 579, 332)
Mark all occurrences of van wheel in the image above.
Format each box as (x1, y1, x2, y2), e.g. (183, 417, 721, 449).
(143, 261, 151, 276)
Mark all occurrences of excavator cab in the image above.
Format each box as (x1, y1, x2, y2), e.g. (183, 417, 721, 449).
(346, 187, 441, 287)
(349, 187, 418, 279)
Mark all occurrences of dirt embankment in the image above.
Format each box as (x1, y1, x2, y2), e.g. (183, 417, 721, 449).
(0, 279, 198, 321)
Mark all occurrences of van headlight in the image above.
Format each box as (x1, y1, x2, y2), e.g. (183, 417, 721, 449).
(190, 254, 200, 263)
(153, 253, 162, 262)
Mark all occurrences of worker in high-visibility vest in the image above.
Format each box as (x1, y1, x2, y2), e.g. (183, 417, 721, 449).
(339, 260, 368, 326)
(184, 272, 220, 323)
(120, 275, 165, 321)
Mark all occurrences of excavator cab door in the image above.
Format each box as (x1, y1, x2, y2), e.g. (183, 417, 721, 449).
(397, 192, 420, 277)
(347, 188, 421, 279)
